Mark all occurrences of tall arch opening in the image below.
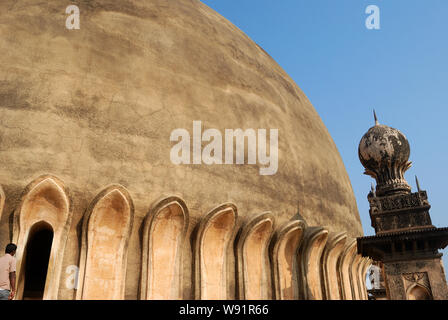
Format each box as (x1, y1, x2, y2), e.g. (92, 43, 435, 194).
(140, 198, 189, 300)
(13, 176, 72, 300)
(22, 222, 54, 300)
(236, 213, 274, 300)
(301, 228, 328, 300)
(270, 220, 305, 300)
(337, 239, 357, 300)
(194, 204, 237, 300)
(77, 187, 133, 300)
(321, 232, 347, 300)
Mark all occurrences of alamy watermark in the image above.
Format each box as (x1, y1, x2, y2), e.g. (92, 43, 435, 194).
(65, 265, 79, 290)
(65, 5, 80, 30)
(65, 4, 380, 31)
(366, 5, 380, 30)
(170, 121, 279, 176)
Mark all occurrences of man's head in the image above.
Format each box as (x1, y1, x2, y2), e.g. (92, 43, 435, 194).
(5, 243, 17, 256)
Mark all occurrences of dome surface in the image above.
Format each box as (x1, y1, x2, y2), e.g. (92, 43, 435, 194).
(358, 120, 411, 196)
(0, 0, 362, 240)
(359, 124, 410, 171)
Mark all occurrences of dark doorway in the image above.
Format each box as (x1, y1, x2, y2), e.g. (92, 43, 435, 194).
(22, 222, 53, 300)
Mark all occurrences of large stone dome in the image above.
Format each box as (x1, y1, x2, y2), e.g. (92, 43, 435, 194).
(0, 0, 364, 299)
(0, 0, 361, 233)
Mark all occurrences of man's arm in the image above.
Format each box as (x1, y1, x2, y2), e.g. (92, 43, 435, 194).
(9, 271, 15, 300)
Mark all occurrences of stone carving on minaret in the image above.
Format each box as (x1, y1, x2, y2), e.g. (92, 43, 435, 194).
(356, 111, 448, 300)
(358, 112, 434, 234)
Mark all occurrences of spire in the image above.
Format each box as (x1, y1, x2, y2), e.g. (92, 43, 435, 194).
(373, 109, 379, 126)
(416, 175, 421, 192)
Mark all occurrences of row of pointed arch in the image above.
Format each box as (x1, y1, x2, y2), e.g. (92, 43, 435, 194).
(1, 175, 370, 300)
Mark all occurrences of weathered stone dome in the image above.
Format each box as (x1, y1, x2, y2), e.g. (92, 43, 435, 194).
(358, 118, 411, 196)
(359, 124, 410, 170)
(0, 0, 365, 300)
(0, 0, 362, 234)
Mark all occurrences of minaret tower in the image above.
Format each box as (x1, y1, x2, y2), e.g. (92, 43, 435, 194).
(357, 112, 448, 300)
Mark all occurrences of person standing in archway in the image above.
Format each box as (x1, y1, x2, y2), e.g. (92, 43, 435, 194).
(0, 244, 17, 300)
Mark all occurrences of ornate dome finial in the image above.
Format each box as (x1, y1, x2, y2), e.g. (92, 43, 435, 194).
(373, 109, 379, 126)
(358, 116, 412, 196)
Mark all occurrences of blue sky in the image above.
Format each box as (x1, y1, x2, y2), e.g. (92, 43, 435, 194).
(201, 0, 448, 280)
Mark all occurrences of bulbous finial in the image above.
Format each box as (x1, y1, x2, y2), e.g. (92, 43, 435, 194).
(358, 115, 412, 196)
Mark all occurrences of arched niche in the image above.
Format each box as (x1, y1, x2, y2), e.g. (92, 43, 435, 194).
(321, 232, 347, 300)
(236, 212, 274, 300)
(21, 221, 54, 300)
(358, 258, 371, 300)
(0, 185, 5, 221)
(350, 254, 363, 300)
(270, 219, 305, 300)
(298, 227, 328, 300)
(364, 259, 373, 300)
(337, 238, 357, 300)
(407, 284, 432, 300)
(76, 185, 134, 300)
(194, 203, 237, 300)
(13, 175, 72, 300)
(140, 197, 189, 300)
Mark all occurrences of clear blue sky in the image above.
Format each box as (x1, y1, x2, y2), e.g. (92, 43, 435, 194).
(201, 0, 448, 279)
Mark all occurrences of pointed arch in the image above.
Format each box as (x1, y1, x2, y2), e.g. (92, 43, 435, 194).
(298, 227, 328, 300)
(13, 175, 72, 300)
(358, 258, 371, 300)
(140, 196, 189, 300)
(270, 219, 305, 300)
(321, 232, 347, 300)
(236, 212, 274, 300)
(350, 254, 363, 300)
(77, 185, 134, 300)
(194, 203, 237, 300)
(407, 284, 432, 300)
(337, 238, 357, 300)
(364, 259, 373, 300)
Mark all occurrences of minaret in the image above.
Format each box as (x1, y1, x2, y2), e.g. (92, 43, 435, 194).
(356, 112, 448, 300)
